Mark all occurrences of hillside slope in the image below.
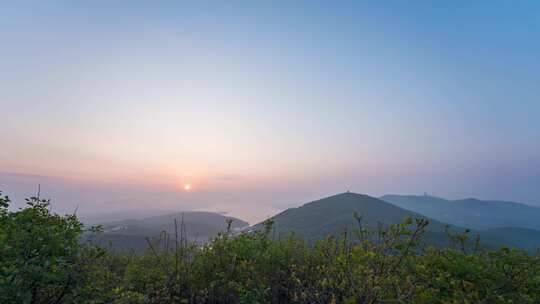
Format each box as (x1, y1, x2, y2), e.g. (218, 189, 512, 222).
(380, 194, 540, 230)
(90, 211, 249, 252)
(253, 192, 540, 252)
(254, 192, 452, 241)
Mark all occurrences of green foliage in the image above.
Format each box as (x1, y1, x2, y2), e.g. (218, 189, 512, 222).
(0, 192, 110, 304)
(1, 191, 539, 303)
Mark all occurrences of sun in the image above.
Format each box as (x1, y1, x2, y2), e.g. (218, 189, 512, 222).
(184, 184, 192, 191)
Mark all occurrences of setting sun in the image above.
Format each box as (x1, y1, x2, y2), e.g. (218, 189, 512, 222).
(184, 184, 192, 191)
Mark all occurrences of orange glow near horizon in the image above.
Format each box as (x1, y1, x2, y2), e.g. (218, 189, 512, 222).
(184, 184, 192, 191)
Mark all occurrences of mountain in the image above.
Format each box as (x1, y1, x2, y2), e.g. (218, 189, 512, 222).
(253, 192, 453, 242)
(88, 211, 249, 253)
(480, 227, 540, 253)
(80, 209, 175, 225)
(252, 192, 540, 252)
(380, 194, 540, 230)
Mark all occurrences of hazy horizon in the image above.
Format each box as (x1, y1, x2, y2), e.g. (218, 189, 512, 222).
(2, 1, 539, 223)
(2, 170, 539, 224)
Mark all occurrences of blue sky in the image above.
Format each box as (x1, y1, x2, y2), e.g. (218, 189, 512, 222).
(1, 1, 539, 222)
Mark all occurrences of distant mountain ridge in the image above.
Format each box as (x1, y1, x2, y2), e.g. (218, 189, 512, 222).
(380, 194, 540, 230)
(101, 211, 248, 237)
(90, 211, 249, 253)
(256, 192, 437, 229)
(89, 193, 540, 253)
(251, 192, 540, 252)
(251, 192, 461, 248)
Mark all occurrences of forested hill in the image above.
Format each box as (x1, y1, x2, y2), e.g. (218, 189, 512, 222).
(251, 192, 540, 251)
(89, 211, 249, 252)
(381, 194, 540, 230)
(252, 192, 448, 239)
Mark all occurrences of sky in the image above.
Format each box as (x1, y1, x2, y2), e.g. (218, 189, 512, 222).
(1, 1, 539, 223)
